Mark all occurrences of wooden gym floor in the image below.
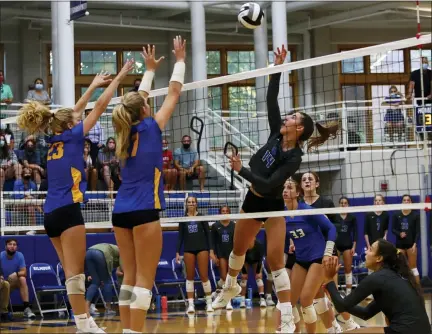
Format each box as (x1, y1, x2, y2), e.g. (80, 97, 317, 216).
(1, 294, 431, 333)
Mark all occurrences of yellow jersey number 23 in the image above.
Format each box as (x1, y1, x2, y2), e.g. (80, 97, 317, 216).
(47, 142, 64, 161)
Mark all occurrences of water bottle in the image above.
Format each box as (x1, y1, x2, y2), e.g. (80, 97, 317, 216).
(247, 287, 253, 300)
(155, 295, 161, 311)
(161, 296, 168, 311)
(245, 298, 252, 309)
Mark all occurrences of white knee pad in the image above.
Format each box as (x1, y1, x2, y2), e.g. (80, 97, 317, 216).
(272, 268, 290, 293)
(412, 268, 419, 276)
(313, 298, 329, 315)
(186, 280, 194, 293)
(240, 279, 247, 288)
(255, 278, 264, 288)
(217, 279, 225, 289)
(301, 305, 317, 324)
(292, 306, 301, 324)
(266, 273, 273, 282)
(130, 287, 152, 311)
(65, 274, 85, 295)
(119, 285, 134, 306)
(345, 272, 353, 285)
(202, 280, 212, 294)
(229, 252, 245, 271)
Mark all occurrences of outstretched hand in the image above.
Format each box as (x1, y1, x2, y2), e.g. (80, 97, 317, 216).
(172, 35, 186, 62)
(117, 59, 135, 79)
(90, 71, 112, 88)
(274, 45, 288, 65)
(142, 45, 164, 72)
(323, 256, 341, 282)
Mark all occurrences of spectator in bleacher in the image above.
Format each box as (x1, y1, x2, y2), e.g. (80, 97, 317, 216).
(22, 138, 44, 189)
(176, 196, 214, 314)
(13, 167, 40, 225)
(25, 78, 51, 105)
(391, 194, 420, 284)
(381, 85, 405, 142)
(98, 137, 121, 193)
(0, 133, 21, 192)
(0, 70, 13, 108)
(85, 243, 119, 316)
(333, 196, 358, 295)
(407, 56, 431, 105)
(0, 239, 35, 319)
(210, 205, 235, 310)
(0, 123, 15, 149)
(129, 78, 142, 93)
(84, 139, 97, 191)
(162, 138, 177, 190)
(84, 108, 104, 168)
(364, 194, 389, 252)
(0, 256, 12, 321)
(174, 135, 205, 191)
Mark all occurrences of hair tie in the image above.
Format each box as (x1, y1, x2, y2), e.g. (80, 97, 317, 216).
(397, 249, 401, 255)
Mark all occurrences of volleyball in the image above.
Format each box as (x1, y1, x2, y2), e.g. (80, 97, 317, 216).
(238, 2, 264, 30)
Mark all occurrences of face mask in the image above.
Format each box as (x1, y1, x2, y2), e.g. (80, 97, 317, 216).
(423, 64, 429, 70)
(390, 93, 398, 97)
(24, 175, 31, 180)
(108, 144, 115, 150)
(183, 143, 191, 150)
(35, 83, 44, 90)
(0, 77, 3, 84)
(26, 146, 34, 152)
(6, 249, 16, 256)
(0, 140, 4, 147)
(163, 146, 168, 151)
(135, 84, 140, 89)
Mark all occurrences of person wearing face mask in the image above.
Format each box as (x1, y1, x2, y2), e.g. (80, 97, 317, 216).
(98, 137, 121, 194)
(0, 70, 13, 113)
(408, 56, 431, 105)
(382, 85, 405, 142)
(0, 239, 35, 319)
(13, 167, 41, 226)
(84, 139, 97, 191)
(84, 108, 104, 166)
(162, 138, 177, 190)
(0, 123, 15, 149)
(22, 138, 44, 189)
(25, 78, 51, 105)
(129, 78, 142, 92)
(174, 134, 206, 191)
(0, 133, 21, 192)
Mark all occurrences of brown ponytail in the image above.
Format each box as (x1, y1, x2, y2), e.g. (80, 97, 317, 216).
(307, 121, 339, 152)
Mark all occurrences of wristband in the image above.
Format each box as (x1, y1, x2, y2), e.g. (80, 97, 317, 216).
(323, 241, 335, 257)
(138, 71, 155, 94)
(170, 61, 185, 85)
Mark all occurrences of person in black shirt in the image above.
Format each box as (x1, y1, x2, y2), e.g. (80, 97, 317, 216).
(300, 171, 359, 332)
(391, 194, 420, 284)
(210, 205, 235, 310)
(408, 56, 431, 106)
(364, 194, 389, 251)
(176, 196, 214, 314)
(324, 239, 429, 334)
(212, 45, 339, 333)
(334, 197, 358, 295)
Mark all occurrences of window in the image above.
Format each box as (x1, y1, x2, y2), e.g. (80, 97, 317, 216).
(341, 57, 364, 74)
(80, 86, 118, 102)
(229, 86, 256, 112)
(80, 51, 117, 75)
(370, 50, 404, 73)
(208, 86, 222, 111)
(410, 50, 432, 71)
(227, 51, 255, 74)
(342, 85, 367, 143)
(206, 51, 221, 75)
(122, 51, 145, 74)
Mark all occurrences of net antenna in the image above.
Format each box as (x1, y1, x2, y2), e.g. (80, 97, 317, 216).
(190, 116, 204, 161)
(224, 142, 239, 191)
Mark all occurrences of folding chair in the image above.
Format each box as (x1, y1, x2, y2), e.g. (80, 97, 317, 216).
(29, 263, 69, 318)
(152, 258, 187, 306)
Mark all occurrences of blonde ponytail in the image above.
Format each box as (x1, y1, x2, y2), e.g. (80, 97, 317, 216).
(112, 104, 132, 160)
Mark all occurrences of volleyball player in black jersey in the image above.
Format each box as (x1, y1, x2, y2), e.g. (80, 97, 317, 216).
(334, 197, 358, 295)
(301, 172, 359, 332)
(212, 46, 339, 333)
(176, 196, 214, 313)
(364, 194, 389, 251)
(391, 194, 420, 284)
(324, 239, 430, 334)
(211, 205, 235, 310)
(239, 238, 267, 308)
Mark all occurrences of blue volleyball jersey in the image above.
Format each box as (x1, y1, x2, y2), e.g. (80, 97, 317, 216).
(113, 117, 165, 213)
(285, 202, 336, 262)
(44, 122, 87, 213)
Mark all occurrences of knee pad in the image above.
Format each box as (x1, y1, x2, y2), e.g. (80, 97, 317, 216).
(130, 287, 152, 311)
(266, 273, 273, 282)
(202, 280, 212, 294)
(276, 301, 280, 310)
(301, 305, 317, 324)
(229, 252, 245, 271)
(345, 272, 353, 285)
(272, 268, 290, 293)
(255, 278, 264, 288)
(217, 279, 225, 289)
(240, 279, 247, 288)
(119, 285, 134, 306)
(65, 274, 85, 295)
(313, 298, 328, 315)
(186, 280, 194, 293)
(292, 306, 301, 324)
(411, 268, 419, 276)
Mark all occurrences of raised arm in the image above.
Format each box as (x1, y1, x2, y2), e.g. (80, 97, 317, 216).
(83, 60, 134, 135)
(137, 44, 164, 101)
(154, 36, 186, 131)
(74, 72, 112, 116)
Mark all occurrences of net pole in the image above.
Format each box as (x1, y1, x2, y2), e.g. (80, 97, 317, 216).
(0, 191, 5, 236)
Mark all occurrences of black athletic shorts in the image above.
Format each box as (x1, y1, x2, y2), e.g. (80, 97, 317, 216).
(285, 252, 296, 270)
(396, 242, 414, 250)
(295, 258, 322, 271)
(184, 250, 208, 256)
(44, 203, 85, 238)
(241, 190, 284, 222)
(336, 243, 353, 253)
(384, 327, 399, 334)
(241, 261, 262, 275)
(112, 209, 160, 229)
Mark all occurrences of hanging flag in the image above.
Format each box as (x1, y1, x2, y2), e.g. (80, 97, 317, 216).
(70, 1, 88, 21)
